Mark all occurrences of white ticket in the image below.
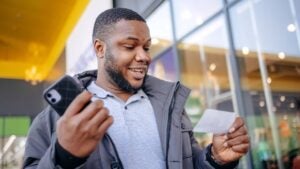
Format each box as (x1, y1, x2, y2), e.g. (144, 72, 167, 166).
(193, 109, 237, 134)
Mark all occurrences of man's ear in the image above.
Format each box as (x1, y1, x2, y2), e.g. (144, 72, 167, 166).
(94, 39, 106, 58)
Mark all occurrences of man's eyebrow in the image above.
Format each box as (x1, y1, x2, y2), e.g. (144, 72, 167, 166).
(126, 37, 139, 41)
(126, 36, 151, 43)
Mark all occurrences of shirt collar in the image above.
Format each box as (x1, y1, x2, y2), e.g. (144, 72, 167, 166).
(87, 81, 147, 102)
(87, 81, 112, 99)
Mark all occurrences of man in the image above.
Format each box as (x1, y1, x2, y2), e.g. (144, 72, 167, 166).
(24, 8, 249, 169)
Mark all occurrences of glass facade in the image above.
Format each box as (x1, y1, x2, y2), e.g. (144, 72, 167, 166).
(229, 0, 300, 168)
(172, 0, 223, 39)
(147, 1, 173, 58)
(145, 0, 300, 168)
(179, 15, 234, 124)
(148, 48, 177, 81)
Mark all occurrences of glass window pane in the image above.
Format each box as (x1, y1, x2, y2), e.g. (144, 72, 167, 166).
(114, 0, 160, 15)
(178, 15, 233, 140)
(148, 48, 177, 81)
(147, 1, 173, 58)
(227, 0, 237, 3)
(296, 0, 300, 26)
(231, 0, 300, 168)
(172, 0, 223, 39)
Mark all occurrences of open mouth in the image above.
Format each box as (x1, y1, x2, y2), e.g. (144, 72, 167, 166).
(128, 67, 147, 79)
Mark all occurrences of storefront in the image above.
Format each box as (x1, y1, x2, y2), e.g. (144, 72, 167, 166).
(141, 0, 300, 168)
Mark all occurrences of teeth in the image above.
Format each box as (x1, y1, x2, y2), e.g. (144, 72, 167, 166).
(130, 68, 143, 73)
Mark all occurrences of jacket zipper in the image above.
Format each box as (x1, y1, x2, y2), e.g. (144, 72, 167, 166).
(165, 82, 180, 169)
(103, 134, 124, 169)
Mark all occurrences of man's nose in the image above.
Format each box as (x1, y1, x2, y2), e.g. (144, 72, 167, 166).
(136, 48, 151, 62)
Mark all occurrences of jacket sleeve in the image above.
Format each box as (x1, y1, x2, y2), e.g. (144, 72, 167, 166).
(23, 107, 59, 169)
(182, 110, 239, 169)
(23, 107, 85, 169)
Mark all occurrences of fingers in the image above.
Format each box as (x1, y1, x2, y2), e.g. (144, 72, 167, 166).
(81, 112, 113, 140)
(62, 90, 112, 139)
(231, 143, 250, 153)
(77, 100, 104, 121)
(226, 134, 249, 146)
(227, 125, 248, 139)
(64, 90, 93, 118)
(223, 117, 250, 153)
(228, 117, 244, 133)
(74, 101, 112, 140)
(223, 117, 248, 141)
(88, 107, 109, 126)
(84, 107, 110, 134)
(97, 116, 113, 138)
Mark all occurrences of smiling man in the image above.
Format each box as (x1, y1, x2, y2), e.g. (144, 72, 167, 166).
(95, 18, 151, 98)
(23, 8, 249, 169)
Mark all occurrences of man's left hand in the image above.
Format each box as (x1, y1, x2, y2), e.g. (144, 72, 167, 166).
(211, 117, 250, 164)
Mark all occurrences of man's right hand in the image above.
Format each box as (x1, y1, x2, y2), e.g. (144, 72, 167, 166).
(56, 90, 113, 158)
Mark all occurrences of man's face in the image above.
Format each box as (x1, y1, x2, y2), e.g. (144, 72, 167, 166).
(103, 20, 151, 93)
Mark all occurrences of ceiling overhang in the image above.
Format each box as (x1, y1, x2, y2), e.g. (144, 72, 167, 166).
(0, 0, 89, 82)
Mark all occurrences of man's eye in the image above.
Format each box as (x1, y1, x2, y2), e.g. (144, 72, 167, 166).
(144, 47, 150, 52)
(124, 46, 134, 50)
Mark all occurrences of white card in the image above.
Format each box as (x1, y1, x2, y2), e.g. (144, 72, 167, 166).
(193, 109, 237, 134)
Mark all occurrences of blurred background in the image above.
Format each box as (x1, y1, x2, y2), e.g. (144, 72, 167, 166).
(0, 0, 299, 168)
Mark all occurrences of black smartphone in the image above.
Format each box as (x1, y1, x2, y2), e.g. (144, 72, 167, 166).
(43, 75, 83, 116)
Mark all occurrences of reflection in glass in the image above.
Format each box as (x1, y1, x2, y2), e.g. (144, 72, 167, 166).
(147, 1, 173, 58)
(231, 0, 300, 168)
(178, 15, 234, 145)
(148, 48, 177, 82)
(172, 0, 223, 39)
(180, 16, 230, 107)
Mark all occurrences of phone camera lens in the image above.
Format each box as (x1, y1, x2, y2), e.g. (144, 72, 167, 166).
(51, 98, 56, 103)
(47, 93, 52, 98)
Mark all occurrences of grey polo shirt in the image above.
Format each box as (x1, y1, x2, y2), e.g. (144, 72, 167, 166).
(87, 81, 165, 169)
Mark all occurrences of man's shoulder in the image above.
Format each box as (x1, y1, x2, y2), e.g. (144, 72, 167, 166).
(143, 75, 190, 94)
(73, 70, 98, 88)
(144, 75, 176, 89)
(31, 106, 59, 132)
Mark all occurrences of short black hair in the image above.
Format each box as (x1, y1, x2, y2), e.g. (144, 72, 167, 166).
(92, 8, 146, 42)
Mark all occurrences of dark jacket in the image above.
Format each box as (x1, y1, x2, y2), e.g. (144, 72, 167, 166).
(23, 70, 235, 169)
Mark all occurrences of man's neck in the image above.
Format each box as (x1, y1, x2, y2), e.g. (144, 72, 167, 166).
(95, 79, 134, 102)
